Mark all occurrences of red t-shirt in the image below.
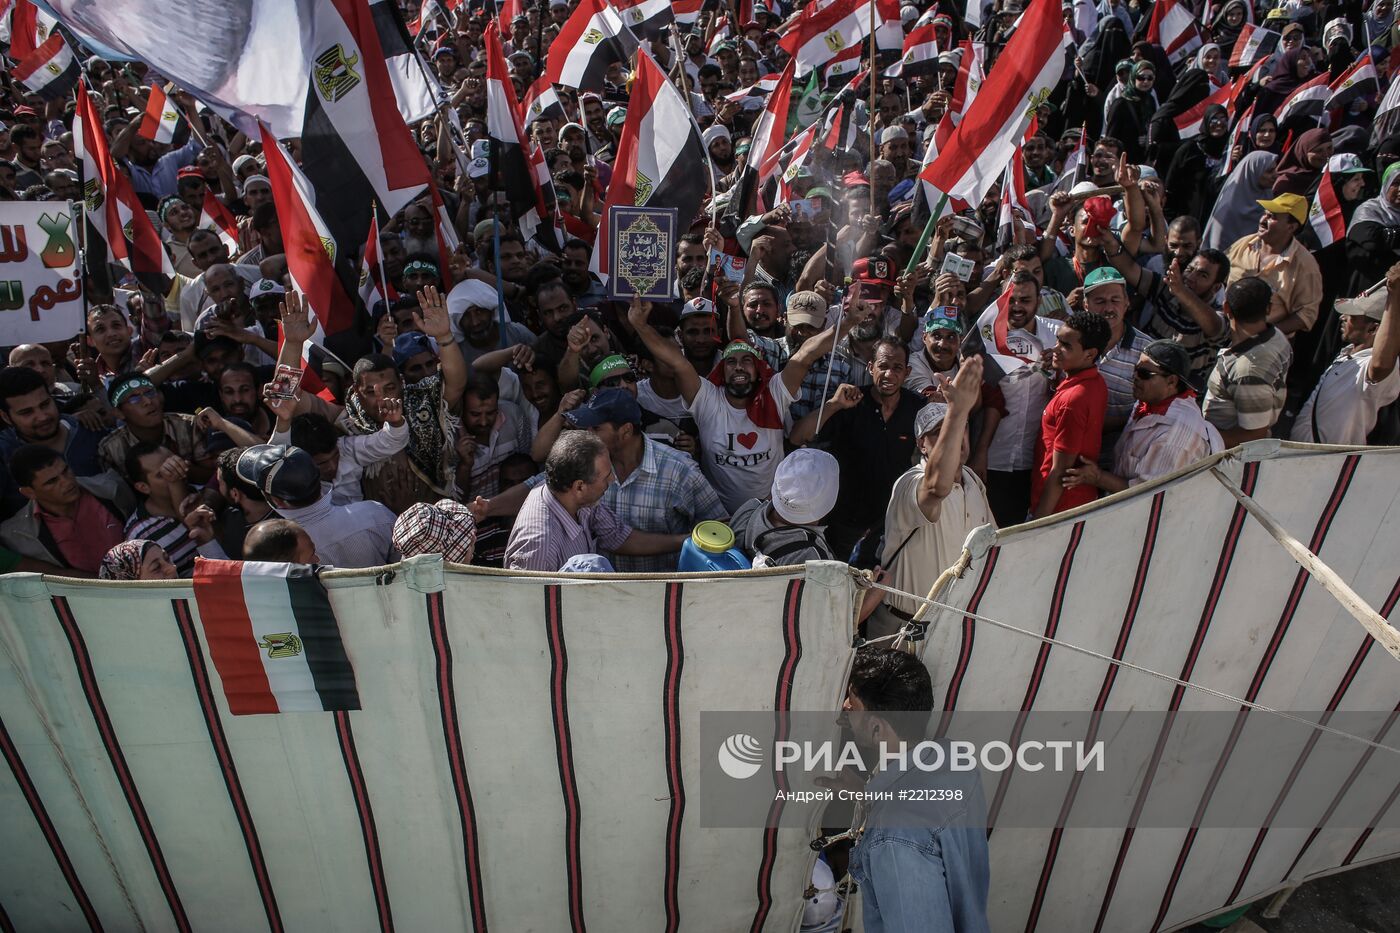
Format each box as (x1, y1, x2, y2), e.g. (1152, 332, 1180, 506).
(1030, 367, 1108, 514)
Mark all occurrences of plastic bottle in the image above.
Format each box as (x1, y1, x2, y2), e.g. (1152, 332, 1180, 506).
(678, 521, 752, 572)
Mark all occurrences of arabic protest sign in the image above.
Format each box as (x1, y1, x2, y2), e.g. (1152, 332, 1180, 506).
(607, 205, 677, 302)
(0, 201, 82, 346)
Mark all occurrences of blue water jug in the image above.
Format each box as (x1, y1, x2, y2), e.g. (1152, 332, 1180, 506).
(678, 521, 752, 572)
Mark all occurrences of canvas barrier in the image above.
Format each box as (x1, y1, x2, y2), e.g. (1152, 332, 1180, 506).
(0, 559, 855, 931)
(919, 441, 1400, 931)
(3, 442, 1399, 931)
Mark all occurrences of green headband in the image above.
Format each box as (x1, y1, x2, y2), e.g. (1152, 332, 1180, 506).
(402, 259, 439, 277)
(110, 374, 156, 407)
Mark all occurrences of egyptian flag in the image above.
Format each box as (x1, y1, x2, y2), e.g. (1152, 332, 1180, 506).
(707, 15, 732, 55)
(193, 560, 360, 716)
(1307, 155, 1348, 248)
(1228, 24, 1278, 69)
(72, 81, 173, 287)
(137, 84, 183, 144)
(949, 41, 986, 116)
(546, 0, 639, 91)
(726, 73, 782, 108)
(996, 136, 1034, 250)
(748, 59, 797, 193)
(779, 0, 900, 77)
(358, 212, 399, 311)
(918, 112, 969, 216)
(1044, 123, 1087, 193)
(369, 0, 440, 125)
(1373, 67, 1400, 144)
(921, 0, 1069, 205)
(8, 0, 79, 100)
(1220, 102, 1253, 175)
(521, 75, 565, 125)
(1275, 72, 1331, 126)
(777, 119, 822, 203)
(824, 43, 863, 86)
(1173, 80, 1234, 139)
(1145, 0, 1202, 64)
(1325, 54, 1379, 112)
(200, 190, 241, 255)
(486, 23, 555, 246)
(591, 49, 707, 279)
(611, 0, 673, 41)
(674, 0, 704, 30)
(297, 0, 436, 308)
(886, 24, 939, 78)
(497, 0, 524, 31)
(262, 126, 358, 339)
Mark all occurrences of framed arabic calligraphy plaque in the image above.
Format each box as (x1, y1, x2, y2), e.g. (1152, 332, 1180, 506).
(608, 206, 677, 302)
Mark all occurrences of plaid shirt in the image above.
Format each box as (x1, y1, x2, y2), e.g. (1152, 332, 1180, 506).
(98, 413, 208, 481)
(747, 331, 856, 419)
(602, 437, 726, 572)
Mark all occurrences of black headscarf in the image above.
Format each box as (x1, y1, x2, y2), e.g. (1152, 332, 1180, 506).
(1147, 68, 1211, 166)
(1081, 16, 1132, 90)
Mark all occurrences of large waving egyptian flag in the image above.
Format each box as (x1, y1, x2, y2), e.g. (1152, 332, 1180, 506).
(779, 0, 901, 76)
(1145, 0, 1203, 64)
(610, 0, 674, 42)
(72, 81, 173, 286)
(591, 50, 707, 279)
(921, 0, 1069, 205)
(546, 0, 639, 91)
(193, 559, 360, 715)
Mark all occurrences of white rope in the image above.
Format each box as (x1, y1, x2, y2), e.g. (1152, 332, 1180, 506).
(861, 578, 1400, 758)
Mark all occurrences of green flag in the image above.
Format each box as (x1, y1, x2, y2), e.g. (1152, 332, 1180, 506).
(791, 72, 824, 131)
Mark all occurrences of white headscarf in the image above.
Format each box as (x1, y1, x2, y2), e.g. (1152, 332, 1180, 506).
(1203, 151, 1279, 250)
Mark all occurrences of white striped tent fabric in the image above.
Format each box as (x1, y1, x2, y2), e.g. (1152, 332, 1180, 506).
(920, 442, 1400, 932)
(0, 561, 855, 931)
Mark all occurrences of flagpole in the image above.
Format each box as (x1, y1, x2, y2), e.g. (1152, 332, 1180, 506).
(904, 192, 949, 274)
(868, 0, 877, 170)
(371, 199, 390, 308)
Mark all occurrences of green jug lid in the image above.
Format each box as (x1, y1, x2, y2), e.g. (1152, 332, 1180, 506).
(692, 520, 735, 554)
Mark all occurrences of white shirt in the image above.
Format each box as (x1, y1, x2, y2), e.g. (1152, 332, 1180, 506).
(1115, 395, 1224, 485)
(973, 309, 1061, 472)
(176, 263, 263, 332)
(688, 373, 795, 513)
(906, 349, 955, 397)
(1291, 345, 1400, 445)
(271, 421, 409, 505)
(274, 496, 398, 569)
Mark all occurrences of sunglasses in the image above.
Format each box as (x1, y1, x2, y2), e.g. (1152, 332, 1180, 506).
(1134, 365, 1166, 380)
(599, 373, 637, 388)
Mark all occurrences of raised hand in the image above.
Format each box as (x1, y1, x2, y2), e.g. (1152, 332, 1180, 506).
(415, 285, 452, 341)
(279, 290, 316, 344)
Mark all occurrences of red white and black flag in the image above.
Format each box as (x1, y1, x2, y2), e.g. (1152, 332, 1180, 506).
(592, 49, 707, 279)
(1308, 154, 1350, 248)
(1145, 0, 1202, 64)
(748, 58, 798, 196)
(949, 40, 986, 116)
(1275, 72, 1331, 126)
(137, 84, 183, 144)
(1228, 24, 1279, 69)
(200, 189, 241, 256)
(72, 81, 173, 287)
(368, 0, 440, 125)
(521, 75, 566, 125)
(610, 0, 674, 42)
(8, 0, 78, 100)
(921, 0, 1069, 205)
(546, 0, 639, 91)
(1325, 53, 1380, 112)
(1173, 80, 1234, 139)
(485, 22, 556, 247)
(885, 24, 940, 78)
(358, 211, 399, 312)
(193, 559, 360, 716)
(779, 0, 901, 76)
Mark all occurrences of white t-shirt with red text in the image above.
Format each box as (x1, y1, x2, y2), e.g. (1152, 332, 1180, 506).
(688, 374, 795, 513)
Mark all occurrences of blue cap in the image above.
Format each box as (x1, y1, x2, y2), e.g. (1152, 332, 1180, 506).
(887, 178, 915, 206)
(392, 332, 438, 367)
(562, 387, 643, 429)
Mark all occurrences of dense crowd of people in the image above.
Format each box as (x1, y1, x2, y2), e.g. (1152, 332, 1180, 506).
(0, 1, 1398, 922)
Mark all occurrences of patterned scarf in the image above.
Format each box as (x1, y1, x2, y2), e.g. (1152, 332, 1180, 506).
(99, 540, 153, 580)
(345, 374, 456, 494)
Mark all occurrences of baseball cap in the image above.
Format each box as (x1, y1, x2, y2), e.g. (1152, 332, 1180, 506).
(109, 372, 158, 407)
(432, 46, 457, 59)
(468, 156, 490, 179)
(843, 171, 871, 188)
(877, 126, 908, 146)
(392, 499, 477, 563)
(250, 278, 286, 302)
(238, 444, 322, 503)
(1330, 153, 1371, 175)
(587, 354, 635, 387)
(1140, 340, 1194, 387)
(1083, 266, 1127, 293)
(680, 296, 717, 318)
(1336, 289, 1387, 322)
(852, 256, 895, 285)
(720, 340, 760, 361)
(770, 448, 839, 525)
(562, 387, 643, 428)
(1257, 192, 1308, 224)
(914, 401, 948, 438)
(786, 290, 828, 329)
(605, 107, 628, 128)
(392, 332, 438, 366)
(923, 305, 963, 334)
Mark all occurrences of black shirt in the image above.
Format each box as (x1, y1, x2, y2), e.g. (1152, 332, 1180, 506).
(814, 385, 923, 534)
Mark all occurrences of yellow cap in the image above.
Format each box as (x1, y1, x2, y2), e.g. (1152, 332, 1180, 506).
(691, 521, 736, 554)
